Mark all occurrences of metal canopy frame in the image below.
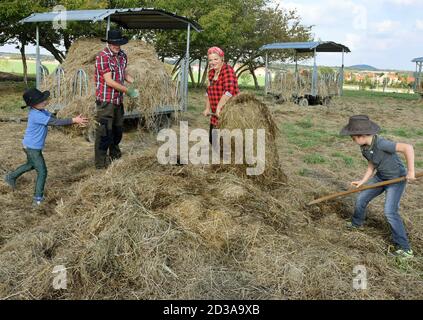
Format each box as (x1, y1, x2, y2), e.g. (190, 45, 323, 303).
(261, 41, 351, 97)
(412, 57, 423, 94)
(260, 41, 350, 53)
(20, 8, 203, 111)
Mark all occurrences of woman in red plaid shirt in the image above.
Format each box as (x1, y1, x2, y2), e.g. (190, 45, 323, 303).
(203, 46, 240, 144)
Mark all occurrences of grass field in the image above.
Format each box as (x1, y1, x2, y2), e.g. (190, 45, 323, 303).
(0, 80, 423, 300)
(343, 89, 421, 101)
(0, 59, 58, 75)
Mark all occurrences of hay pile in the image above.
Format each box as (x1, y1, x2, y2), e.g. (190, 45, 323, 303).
(218, 93, 287, 187)
(42, 38, 178, 134)
(417, 80, 423, 94)
(318, 73, 339, 97)
(1, 149, 422, 299)
(0, 151, 306, 299)
(270, 71, 311, 100)
(270, 70, 340, 100)
(271, 71, 296, 102)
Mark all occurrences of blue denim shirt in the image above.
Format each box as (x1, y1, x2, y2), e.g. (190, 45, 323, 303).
(22, 108, 51, 150)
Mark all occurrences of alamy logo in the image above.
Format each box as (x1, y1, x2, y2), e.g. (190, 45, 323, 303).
(157, 121, 266, 176)
(353, 265, 367, 290)
(52, 265, 67, 290)
(52, 5, 67, 31)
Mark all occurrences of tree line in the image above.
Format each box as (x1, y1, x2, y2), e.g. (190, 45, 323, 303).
(0, 0, 312, 88)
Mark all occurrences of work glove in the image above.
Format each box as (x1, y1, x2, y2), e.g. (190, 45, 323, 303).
(126, 87, 139, 98)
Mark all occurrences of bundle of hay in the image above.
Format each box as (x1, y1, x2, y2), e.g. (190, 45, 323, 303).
(271, 71, 297, 102)
(318, 73, 339, 97)
(270, 69, 316, 102)
(317, 78, 329, 98)
(330, 73, 341, 96)
(418, 80, 423, 94)
(0, 152, 303, 299)
(42, 38, 178, 134)
(297, 70, 312, 96)
(218, 93, 287, 187)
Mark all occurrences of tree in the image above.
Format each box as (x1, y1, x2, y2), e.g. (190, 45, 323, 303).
(141, 0, 312, 89)
(319, 66, 335, 75)
(232, 5, 312, 88)
(0, 0, 109, 84)
(1, 0, 312, 89)
(0, 0, 44, 84)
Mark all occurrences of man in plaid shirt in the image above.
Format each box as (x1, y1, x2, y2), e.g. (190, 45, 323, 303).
(204, 46, 240, 144)
(94, 30, 139, 169)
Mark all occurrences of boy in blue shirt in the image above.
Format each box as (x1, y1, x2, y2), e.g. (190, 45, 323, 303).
(4, 88, 88, 206)
(340, 115, 416, 259)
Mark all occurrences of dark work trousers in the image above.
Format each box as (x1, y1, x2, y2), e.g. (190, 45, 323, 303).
(8, 148, 47, 199)
(95, 101, 124, 168)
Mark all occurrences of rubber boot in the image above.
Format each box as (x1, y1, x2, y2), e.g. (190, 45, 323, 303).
(95, 149, 110, 169)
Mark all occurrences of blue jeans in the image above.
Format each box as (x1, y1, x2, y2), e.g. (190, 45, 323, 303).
(8, 148, 47, 199)
(352, 176, 410, 250)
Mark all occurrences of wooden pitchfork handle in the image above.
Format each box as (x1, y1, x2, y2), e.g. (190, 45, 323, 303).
(307, 172, 423, 206)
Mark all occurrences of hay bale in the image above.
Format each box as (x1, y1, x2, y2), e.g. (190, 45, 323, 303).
(271, 69, 342, 100)
(42, 38, 178, 134)
(218, 93, 287, 187)
(271, 72, 296, 102)
(270, 71, 311, 101)
(318, 73, 340, 98)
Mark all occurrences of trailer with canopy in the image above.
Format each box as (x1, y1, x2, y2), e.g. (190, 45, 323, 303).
(260, 41, 350, 106)
(19, 8, 202, 131)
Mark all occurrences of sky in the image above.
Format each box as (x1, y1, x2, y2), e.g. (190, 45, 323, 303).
(273, 0, 423, 71)
(1, 0, 422, 71)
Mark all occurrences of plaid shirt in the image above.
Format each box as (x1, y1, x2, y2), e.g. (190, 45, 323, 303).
(95, 47, 128, 105)
(207, 63, 240, 126)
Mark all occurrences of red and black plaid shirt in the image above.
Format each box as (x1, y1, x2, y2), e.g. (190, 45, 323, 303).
(95, 47, 128, 105)
(207, 63, 240, 126)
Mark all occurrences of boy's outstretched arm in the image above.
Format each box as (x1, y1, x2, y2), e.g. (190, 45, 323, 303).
(396, 143, 416, 181)
(71, 114, 88, 126)
(351, 161, 375, 188)
(48, 114, 88, 127)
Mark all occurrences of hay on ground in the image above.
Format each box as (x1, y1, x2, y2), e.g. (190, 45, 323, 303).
(0, 152, 302, 299)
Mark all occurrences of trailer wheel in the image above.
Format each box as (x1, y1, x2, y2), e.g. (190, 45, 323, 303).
(299, 98, 309, 107)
